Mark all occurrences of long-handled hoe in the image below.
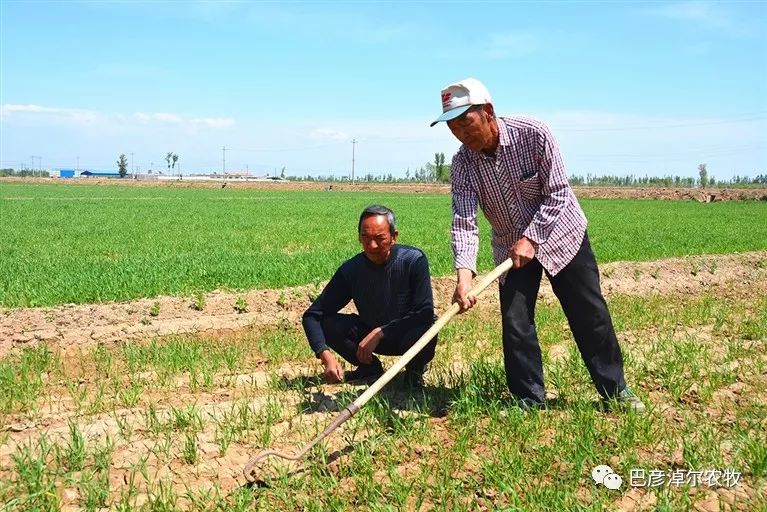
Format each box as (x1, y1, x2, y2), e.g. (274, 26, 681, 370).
(243, 258, 514, 481)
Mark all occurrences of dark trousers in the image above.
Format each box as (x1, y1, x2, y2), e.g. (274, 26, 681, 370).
(500, 232, 626, 403)
(321, 313, 437, 372)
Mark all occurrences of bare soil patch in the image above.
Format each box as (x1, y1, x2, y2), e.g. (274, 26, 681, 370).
(4, 177, 766, 201)
(2, 251, 765, 510)
(2, 251, 765, 358)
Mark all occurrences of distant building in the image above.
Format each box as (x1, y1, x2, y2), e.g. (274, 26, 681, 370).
(59, 169, 76, 178)
(80, 170, 121, 178)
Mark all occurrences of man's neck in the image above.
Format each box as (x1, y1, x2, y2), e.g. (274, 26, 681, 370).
(481, 118, 500, 158)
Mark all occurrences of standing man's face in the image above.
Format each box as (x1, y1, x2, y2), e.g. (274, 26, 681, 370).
(359, 215, 397, 264)
(447, 104, 497, 153)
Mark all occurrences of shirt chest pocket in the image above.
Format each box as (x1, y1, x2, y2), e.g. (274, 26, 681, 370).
(518, 172, 542, 200)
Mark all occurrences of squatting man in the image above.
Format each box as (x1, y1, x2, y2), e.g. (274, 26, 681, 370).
(431, 77, 645, 412)
(302, 205, 437, 390)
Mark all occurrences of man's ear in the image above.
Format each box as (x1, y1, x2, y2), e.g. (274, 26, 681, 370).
(482, 103, 495, 118)
(392, 230, 399, 243)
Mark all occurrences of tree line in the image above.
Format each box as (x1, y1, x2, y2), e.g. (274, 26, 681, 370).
(568, 172, 767, 188)
(0, 168, 51, 177)
(4, 151, 765, 187)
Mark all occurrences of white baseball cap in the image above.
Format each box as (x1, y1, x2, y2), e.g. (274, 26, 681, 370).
(430, 78, 492, 127)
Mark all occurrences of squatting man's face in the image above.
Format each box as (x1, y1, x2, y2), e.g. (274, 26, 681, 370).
(359, 215, 398, 264)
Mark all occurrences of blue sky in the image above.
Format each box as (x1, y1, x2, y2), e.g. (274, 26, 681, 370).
(1, 1, 765, 179)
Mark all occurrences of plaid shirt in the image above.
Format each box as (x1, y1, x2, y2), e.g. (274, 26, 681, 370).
(451, 115, 587, 277)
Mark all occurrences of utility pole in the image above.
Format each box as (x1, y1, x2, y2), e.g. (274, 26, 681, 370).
(221, 146, 227, 176)
(351, 138, 356, 183)
(130, 152, 134, 173)
(29, 156, 42, 177)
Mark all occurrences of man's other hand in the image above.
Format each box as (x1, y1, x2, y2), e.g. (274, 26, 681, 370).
(453, 268, 477, 313)
(511, 237, 535, 269)
(357, 327, 383, 364)
(319, 351, 344, 383)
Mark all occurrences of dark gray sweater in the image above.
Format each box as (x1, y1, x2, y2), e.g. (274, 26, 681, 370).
(302, 244, 435, 356)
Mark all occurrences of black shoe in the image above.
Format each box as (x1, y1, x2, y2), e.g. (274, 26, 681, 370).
(603, 387, 647, 413)
(513, 396, 545, 411)
(345, 360, 384, 383)
(402, 366, 427, 391)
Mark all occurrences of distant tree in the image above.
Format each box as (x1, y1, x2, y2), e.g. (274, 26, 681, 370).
(698, 163, 708, 188)
(423, 162, 437, 182)
(117, 154, 128, 178)
(433, 152, 452, 182)
(165, 152, 173, 173)
(281, 166, 286, 179)
(434, 152, 444, 182)
(171, 153, 179, 170)
(439, 164, 451, 183)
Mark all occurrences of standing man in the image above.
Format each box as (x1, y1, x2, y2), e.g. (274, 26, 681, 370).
(302, 205, 437, 390)
(431, 78, 645, 412)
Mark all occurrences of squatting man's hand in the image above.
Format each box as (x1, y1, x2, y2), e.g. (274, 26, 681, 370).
(356, 327, 383, 364)
(511, 236, 536, 269)
(319, 350, 344, 383)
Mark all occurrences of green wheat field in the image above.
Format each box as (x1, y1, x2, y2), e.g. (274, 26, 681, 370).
(1, 182, 766, 308)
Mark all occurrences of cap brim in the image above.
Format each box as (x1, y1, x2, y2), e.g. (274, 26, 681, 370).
(429, 104, 472, 127)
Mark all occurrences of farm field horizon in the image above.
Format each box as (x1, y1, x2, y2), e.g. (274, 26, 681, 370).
(2, 181, 767, 309)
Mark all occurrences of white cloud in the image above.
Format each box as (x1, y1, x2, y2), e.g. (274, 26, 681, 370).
(0, 103, 99, 124)
(1, 104, 55, 114)
(1, 104, 234, 130)
(646, 1, 752, 37)
(438, 31, 539, 61)
(152, 112, 183, 123)
(309, 127, 349, 140)
(190, 117, 236, 128)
